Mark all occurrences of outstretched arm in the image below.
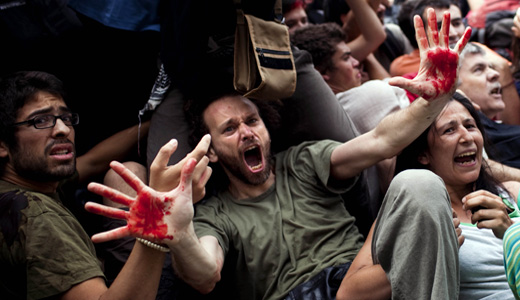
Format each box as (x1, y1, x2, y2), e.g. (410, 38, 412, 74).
(77, 121, 150, 183)
(69, 155, 197, 300)
(330, 9, 471, 181)
(85, 136, 223, 294)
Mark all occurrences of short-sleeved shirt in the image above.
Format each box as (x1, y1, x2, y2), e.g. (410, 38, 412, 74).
(0, 180, 104, 299)
(194, 140, 364, 300)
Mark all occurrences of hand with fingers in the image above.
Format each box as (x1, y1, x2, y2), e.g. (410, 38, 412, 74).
(462, 190, 514, 239)
(389, 8, 472, 100)
(452, 208, 465, 248)
(150, 134, 212, 203)
(85, 158, 198, 244)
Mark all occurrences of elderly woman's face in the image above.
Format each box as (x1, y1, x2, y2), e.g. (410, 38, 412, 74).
(420, 101, 484, 188)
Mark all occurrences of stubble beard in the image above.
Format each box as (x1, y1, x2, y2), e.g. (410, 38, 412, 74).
(214, 142, 272, 186)
(10, 141, 76, 182)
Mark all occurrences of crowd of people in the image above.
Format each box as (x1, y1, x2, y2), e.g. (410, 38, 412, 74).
(2, 0, 520, 299)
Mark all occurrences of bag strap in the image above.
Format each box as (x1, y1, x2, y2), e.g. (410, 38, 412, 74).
(233, 0, 284, 23)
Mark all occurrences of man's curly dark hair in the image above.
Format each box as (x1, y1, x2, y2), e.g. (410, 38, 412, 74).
(290, 22, 347, 74)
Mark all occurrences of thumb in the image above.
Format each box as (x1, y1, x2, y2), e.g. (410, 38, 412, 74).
(387, 76, 411, 90)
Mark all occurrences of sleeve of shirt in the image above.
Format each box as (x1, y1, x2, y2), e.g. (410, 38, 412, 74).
(503, 222, 520, 300)
(193, 199, 231, 256)
(23, 192, 104, 299)
(281, 140, 358, 195)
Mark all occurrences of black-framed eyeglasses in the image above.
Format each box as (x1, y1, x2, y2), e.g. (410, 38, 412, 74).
(12, 113, 79, 129)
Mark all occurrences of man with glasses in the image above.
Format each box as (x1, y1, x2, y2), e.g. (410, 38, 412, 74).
(0, 71, 187, 299)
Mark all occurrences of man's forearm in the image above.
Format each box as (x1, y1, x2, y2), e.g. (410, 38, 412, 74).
(167, 229, 223, 294)
(375, 95, 450, 157)
(488, 159, 520, 182)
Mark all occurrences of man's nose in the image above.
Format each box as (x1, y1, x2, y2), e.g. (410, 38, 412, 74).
(239, 123, 253, 140)
(488, 67, 500, 82)
(52, 118, 72, 136)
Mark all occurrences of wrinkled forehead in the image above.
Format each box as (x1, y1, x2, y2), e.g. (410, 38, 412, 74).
(460, 52, 486, 70)
(435, 100, 472, 125)
(18, 91, 68, 120)
(204, 95, 259, 122)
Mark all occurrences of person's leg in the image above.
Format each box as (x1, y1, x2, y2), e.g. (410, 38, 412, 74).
(147, 88, 192, 168)
(372, 169, 459, 299)
(276, 47, 359, 152)
(284, 263, 352, 300)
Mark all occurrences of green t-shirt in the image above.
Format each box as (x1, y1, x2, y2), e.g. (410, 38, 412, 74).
(194, 140, 365, 300)
(0, 180, 104, 300)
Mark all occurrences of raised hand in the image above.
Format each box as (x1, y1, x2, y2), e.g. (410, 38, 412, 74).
(389, 8, 471, 100)
(462, 190, 513, 238)
(85, 158, 197, 244)
(150, 134, 212, 203)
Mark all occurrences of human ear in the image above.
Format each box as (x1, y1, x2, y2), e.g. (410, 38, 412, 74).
(0, 141, 8, 158)
(418, 153, 430, 166)
(321, 73, 330, 82)
(207, 147, 218, 163)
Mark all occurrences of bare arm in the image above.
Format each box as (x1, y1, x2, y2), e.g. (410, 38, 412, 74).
(488, 159, 520, 182)
(71, 153, 202, 300)
(77, 121, 150, 183)
(85, 135, 223, 294)
(363, 53, 391, 80)
(61, 243, 165, 300)
(152, 137, 222, 293)
(336, 223, 391, 300)
(331, 10, 472, 181)
(345, 0, 386, 62)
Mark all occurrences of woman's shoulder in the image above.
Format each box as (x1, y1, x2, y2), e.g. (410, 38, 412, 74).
(503, 181, 520, 202)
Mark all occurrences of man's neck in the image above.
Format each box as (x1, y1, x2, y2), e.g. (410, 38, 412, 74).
(1, 168, 58, 194)
(227, 172, 276, 200)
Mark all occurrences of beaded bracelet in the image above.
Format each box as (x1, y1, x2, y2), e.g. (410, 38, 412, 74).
(136, 238, 170, 253)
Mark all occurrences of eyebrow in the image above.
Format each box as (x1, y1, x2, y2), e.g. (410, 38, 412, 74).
(341, 51, 352, 59)
(24, 106, 71, 120)
(470, 62, 487, 71)
(437, 117, 475, 129)
(218, 112, 258, 129)
(437, 119, 457, 130)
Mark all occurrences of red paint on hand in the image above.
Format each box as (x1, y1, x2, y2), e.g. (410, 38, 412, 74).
(424, 48, 458, 99)
(128, 190, 173, 240)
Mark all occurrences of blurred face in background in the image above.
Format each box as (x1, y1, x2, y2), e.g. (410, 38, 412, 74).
(458, 52, 504, 119)
(284, 4, 308, 34)
(323, 41, 362, 93)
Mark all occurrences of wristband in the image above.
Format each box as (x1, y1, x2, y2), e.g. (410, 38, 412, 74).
(136, 238, 170, 253)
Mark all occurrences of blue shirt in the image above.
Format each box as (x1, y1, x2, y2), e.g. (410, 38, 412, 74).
(68, 0, 160, 31)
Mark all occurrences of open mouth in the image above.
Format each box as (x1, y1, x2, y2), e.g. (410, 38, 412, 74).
(454, 151, 476, 165)
(243, 145, 263, 172)
(49, 143, 74, 158)
(51, 148, 70, 155)
(490, 86, 501, 95)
